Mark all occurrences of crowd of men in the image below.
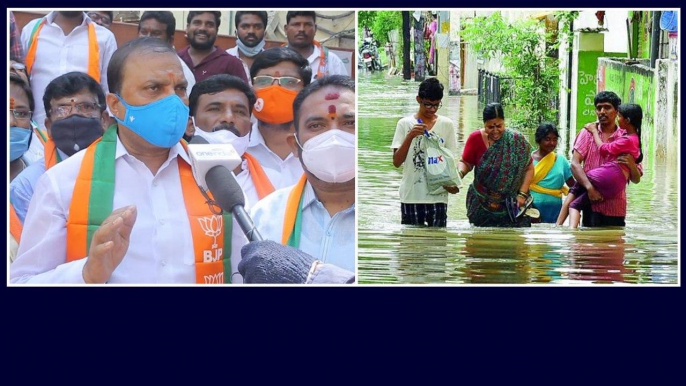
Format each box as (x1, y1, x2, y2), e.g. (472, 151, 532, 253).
(8, 10, 355, 284)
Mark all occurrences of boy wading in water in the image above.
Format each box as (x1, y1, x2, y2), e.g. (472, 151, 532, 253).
(391, 78, 458, 227)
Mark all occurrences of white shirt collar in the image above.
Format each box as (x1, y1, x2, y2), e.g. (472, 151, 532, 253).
(46, 11, 90, 27)
(248, 122, 299, 164)
(307, 44, 321, 64)
(227, 45, 264, 58)
(238, 158, 248, 175)
(114, 134, 191, 165)
(301, 180, 355, 213)
(248, 120, 267, 148)
(302, 181, 317, 210)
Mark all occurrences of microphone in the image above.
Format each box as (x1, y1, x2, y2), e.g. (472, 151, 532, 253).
(205, 165, 263, 242)
(187, 135, 242, 190)
(188, 135, 263, 242)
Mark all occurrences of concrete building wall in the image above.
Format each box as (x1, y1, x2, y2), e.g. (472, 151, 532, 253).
(597, 57, 678, 160)
(448, 11, 461, 95)
(566, 30, 626, 153)
(435, 11, 451, 87)
(653, 60, 679, 160)
(576, 9, 630, 54)
(599, 58, 655, 156)
(463, 43, 479, 90)
(569, 32, 603, 146)
(557, 32, 572, 154)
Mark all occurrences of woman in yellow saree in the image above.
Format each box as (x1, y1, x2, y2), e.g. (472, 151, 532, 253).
(530, 123, 575, 223)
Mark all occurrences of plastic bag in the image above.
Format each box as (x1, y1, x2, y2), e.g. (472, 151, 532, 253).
(421, 131, 461, 194)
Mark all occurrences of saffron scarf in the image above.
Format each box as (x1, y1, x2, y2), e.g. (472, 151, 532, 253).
(284, 40, 328, 79)
(26, 17, 101, 82)
(10, 204, 22, 242)
(66, 126, 233, 284)
(281, 174, 307, 247)
(32, 127, 63, 170)
(243, 152, 275, 200)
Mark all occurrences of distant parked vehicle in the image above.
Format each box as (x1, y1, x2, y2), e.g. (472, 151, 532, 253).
(359, 37, 382, 72)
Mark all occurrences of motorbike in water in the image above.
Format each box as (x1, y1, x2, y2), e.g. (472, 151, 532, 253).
(359, 38, 382, 72)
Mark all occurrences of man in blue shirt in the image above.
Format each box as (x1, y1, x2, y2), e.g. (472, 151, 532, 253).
(10, 71, 107, 222)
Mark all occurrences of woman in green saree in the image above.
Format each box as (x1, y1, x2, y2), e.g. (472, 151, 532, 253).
(457, 103, 534, 227)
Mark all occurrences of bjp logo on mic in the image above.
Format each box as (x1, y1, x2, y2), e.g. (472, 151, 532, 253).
(198, 215, 223, 262)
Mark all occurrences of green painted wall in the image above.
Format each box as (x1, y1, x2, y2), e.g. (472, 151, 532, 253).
(598, 58, 655, 156)
(574, 51, 625, 132)
(636, 11, 652, 59)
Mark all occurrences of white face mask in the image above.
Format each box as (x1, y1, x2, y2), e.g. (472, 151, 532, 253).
(193, 118, 251, 157)
(297, 129, 355, 183)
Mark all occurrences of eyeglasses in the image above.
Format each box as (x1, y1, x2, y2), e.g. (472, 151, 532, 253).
(252, 76, 303, 90)
(50, 102, 101, 119)
(10, 109, 32, 120)
(421, 100, 442, 110)
(87, 12, 112, 26)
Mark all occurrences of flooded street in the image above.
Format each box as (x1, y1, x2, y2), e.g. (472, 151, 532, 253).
(357, 72, 679, 284)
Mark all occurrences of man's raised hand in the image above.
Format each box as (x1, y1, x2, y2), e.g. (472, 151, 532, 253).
(82, 205, 138, 284)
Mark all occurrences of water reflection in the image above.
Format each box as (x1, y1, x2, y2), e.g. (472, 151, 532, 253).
(357, 72, 679, 284)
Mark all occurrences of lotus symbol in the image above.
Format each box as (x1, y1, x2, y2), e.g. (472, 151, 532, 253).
(197, 215, 222, 248)
(204, 273, 223, 284)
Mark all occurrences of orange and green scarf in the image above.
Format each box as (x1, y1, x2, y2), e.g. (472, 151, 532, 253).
(281, 174, 307, 247)
(243, 152, 275, 200)
(26, 17, 101, 82)
(30, 127, 62, 169)
(283, 40, 329, 79)
(33, 128, 65, 170)
(66, 126, 233, 284)
(10, 204, 22, 243)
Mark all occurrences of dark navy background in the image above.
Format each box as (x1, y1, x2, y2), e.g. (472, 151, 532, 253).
(3, 0, 683, 381)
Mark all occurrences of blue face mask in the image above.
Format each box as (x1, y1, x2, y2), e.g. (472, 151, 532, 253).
(114, 94, 189, 148)
(10, 127, 31, 162)
(236, 37, 265, 57)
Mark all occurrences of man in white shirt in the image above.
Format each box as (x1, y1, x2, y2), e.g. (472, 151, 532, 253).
(247, 47, 311, 188)
(137, 11, 195, 96)
(189, 74, 280, 207)
(21, 11, 117, 129)
(11, 71, 108, 225)
(250, 75, 356, 272)
(11, 38, 246, 284)
(284, 11, 348, 82)
(226, 11, 268, 84)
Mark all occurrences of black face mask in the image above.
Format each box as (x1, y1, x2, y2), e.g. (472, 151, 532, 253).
(50, 115, 104, 157)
